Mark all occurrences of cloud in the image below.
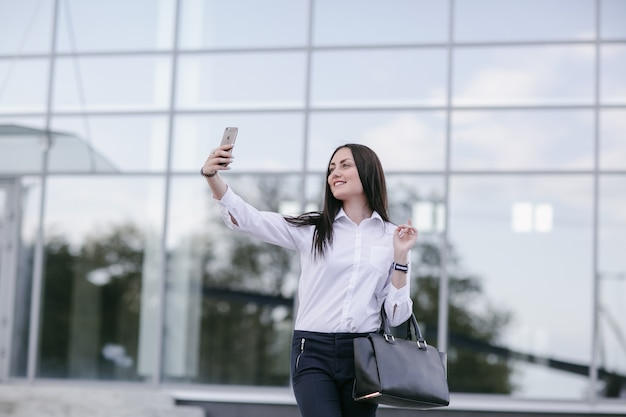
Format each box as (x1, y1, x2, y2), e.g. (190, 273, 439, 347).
(360, 113, 445, 171)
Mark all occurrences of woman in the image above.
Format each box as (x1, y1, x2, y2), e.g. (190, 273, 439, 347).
(202, 142, 417, 417)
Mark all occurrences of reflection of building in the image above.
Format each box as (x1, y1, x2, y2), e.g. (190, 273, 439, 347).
(1, 1, 626, 416)
(0, 124, 119, 173)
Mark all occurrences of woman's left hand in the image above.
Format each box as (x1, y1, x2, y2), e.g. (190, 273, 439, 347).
(393, 219, 418, 254)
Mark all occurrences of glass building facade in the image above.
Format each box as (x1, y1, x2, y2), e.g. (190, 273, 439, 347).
(0, 0, 625, 409)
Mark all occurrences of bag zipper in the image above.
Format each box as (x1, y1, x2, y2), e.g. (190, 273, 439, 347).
(295, 338, 305, 370)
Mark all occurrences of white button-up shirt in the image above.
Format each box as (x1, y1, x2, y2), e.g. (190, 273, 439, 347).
(216, 186, 413, 333)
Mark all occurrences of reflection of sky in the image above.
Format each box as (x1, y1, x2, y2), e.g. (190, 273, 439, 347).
(1, 0, 626, 400)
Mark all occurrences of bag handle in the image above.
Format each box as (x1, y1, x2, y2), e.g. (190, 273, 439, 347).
(380, 306, 428, 350)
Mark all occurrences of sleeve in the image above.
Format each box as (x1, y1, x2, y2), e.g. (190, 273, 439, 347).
(214, 186, 300, 251)
(383, 261, 414, 327)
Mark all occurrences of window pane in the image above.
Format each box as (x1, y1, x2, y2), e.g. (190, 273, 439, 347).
(308, 111, 446, 171)
(454, 46, 595, 106)
(455, 0, 594, 42)
(451, 110, 595, 170)
(179, 0, 308, 48)
(176, 52, 306, 110)
(601, 45, 626, 104)
(50, 116, 169, 173)
(163, 175, 300, 384)
(53, 56, 172, 111)
(600, 110, 626, 170)
(601, 0, 626, 39)
(0, 118, 46, 174)
(449, 176, 594, 398)
(10, 177, 42, 377)
(598, 176, 626, 394)
(313, 0, 448, 45)
(38, 177, 165, 380)
(0, 58, 49, 113)
(172, 113, 304, 172)
(311, 49, 447, 108)
(56, 0, 175, 52)
(0, 0, 53, 54)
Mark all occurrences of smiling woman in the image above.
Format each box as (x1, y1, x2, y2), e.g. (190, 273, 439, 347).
(201, 141, 417, 416)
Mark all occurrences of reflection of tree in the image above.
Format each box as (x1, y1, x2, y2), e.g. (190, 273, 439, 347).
(193, 177, 299, 385)
(39, 236, 74, 377)
(194, 233, 295, 385)
(410, 240, 514, 394)
(39, 223, 144, 380)
(74, 223, 143, 379)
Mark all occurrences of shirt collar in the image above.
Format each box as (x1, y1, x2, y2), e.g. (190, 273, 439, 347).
(335, 208, 385, 224)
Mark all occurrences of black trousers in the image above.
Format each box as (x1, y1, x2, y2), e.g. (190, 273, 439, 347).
(290, 330, 378, 417)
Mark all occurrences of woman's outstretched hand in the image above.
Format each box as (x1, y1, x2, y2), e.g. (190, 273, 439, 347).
(202, 143, 234, 200)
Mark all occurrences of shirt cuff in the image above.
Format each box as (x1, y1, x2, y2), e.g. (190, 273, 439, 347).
(387, 281, 410, 303)
(214, 186, 238, 229)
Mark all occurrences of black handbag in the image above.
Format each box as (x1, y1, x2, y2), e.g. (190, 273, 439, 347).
(353, 308, 450, 409)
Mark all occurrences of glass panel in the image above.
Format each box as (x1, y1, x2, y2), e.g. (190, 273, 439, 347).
(0, 0, 53, 54)
(53, 56, 172, 112)
(598, 175, 626, 398)
(179, 0, 308, 48)
(11, 177, 42, 377)
(50, 116, 169, 173)
(37, 176, 165, 380)
(601, 45, 626, 104)
(0, 58, 49, 113)
(176, 52, 306, 110)
(172, 113, 304, 172)
(600, 110, 626, 170)
(313, 0, 448, 45)
(308, 111, 447, 171)
(0, 118, 46, 174)
(454, 46, 595, 106)
(163, 175, 300, 384)
(455, 0, 595, 42)
(451, 110, 595, 170)
(56, 0, 175, 52)
(449, 176, 594, 398)
(601, 0, 626, 39)
(311, 49, 447, 108)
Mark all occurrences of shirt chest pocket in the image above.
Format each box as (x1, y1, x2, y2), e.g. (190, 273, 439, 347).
(369, 246, 393, 276)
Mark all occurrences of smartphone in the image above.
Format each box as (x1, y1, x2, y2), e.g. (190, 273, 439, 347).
(219, 127, 238, 166)
(220, 127, 238, 147)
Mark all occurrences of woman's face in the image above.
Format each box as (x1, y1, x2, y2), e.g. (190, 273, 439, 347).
(327, 147, 365, 202)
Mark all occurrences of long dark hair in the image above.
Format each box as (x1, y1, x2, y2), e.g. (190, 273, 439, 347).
(285, 144, 390, 259)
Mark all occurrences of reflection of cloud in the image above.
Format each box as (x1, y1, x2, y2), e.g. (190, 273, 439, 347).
(455, 47, 594, 105)
(460, 69, 542, 105)
(452, 110, 594, 170)
(361, 113, 445, 171)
